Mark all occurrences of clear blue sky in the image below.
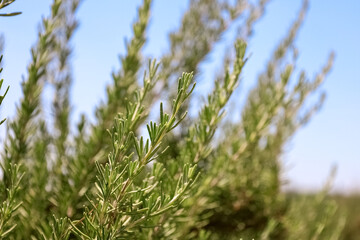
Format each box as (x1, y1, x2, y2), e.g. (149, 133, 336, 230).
(0, 0, 359, 193)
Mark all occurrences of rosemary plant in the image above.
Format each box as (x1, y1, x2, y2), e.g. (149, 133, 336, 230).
(0, 0, 346, 239)
(0, 0, 21, 17)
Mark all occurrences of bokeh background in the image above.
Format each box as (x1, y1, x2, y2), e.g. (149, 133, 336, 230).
(0, 0, 359, 193)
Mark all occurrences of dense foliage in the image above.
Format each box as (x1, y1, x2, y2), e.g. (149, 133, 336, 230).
(0, 0, 350, 239)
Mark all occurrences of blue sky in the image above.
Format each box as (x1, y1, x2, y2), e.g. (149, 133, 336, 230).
(0, 0, 359, 193)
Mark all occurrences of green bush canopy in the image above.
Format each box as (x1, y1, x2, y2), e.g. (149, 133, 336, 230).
(0, 0, 347, 239)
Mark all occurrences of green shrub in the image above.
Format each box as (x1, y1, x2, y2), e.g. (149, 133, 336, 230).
(0, 0, 346, 239)
(333, 194, 360, 240)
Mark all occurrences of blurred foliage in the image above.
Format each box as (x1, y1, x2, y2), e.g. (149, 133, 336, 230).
(0, 0, 355, 239)
(333, 194, 360, 240)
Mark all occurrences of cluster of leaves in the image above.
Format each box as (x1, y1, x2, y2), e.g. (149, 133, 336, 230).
(0, 0, 348, 239)
(0, 0, 21, 17)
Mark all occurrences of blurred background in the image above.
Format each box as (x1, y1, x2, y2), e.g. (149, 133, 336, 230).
(0, 0, 359, 193)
